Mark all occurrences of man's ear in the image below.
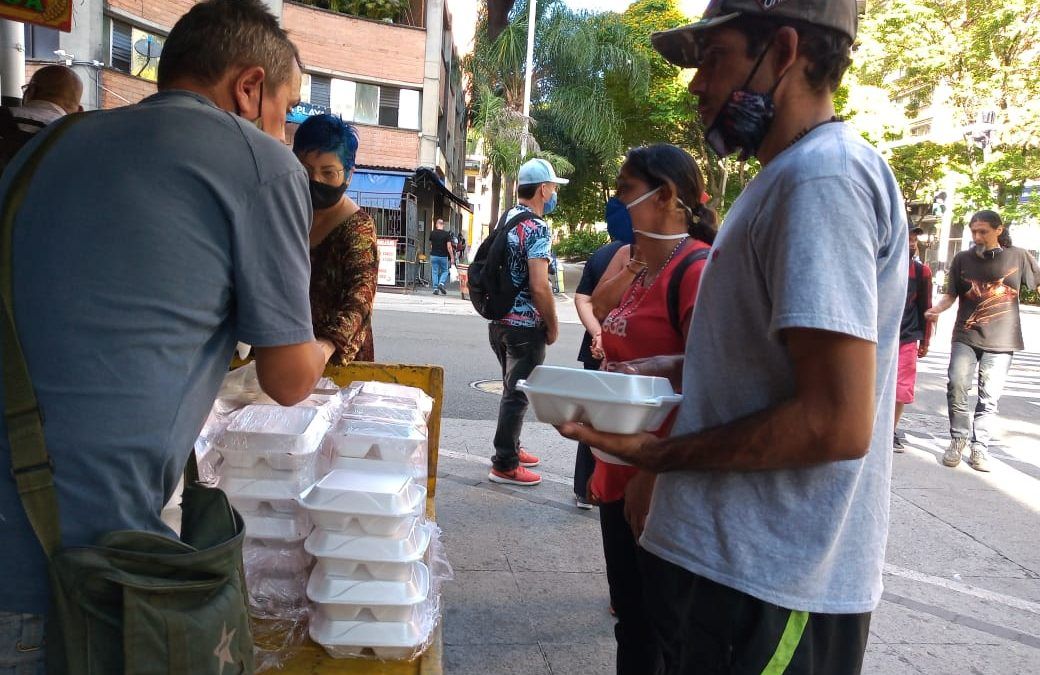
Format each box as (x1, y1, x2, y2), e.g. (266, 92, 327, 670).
(232, 65, 266, 118)
(771, 26, 800, 79)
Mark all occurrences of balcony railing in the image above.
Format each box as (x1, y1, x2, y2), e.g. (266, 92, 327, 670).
(292, 0, 425, 29)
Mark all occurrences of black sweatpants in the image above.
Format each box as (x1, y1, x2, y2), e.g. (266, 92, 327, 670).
(638, 550, 872, 674)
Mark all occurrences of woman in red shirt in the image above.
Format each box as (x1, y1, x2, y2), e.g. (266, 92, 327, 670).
(589, 144, 715, 674)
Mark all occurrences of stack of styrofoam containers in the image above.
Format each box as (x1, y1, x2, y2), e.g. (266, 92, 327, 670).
(215, 395, 337, 615)
(303, 383, 439, 660)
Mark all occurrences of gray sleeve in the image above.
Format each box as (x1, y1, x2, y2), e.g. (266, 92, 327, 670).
(1022, 249, 1040, 291)
(231, 167, 316, 347)
(754, 176, 885, 343)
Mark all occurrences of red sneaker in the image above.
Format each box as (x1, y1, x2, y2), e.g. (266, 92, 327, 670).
(517, 447, 540, 467)
(488, 466, 542, 486)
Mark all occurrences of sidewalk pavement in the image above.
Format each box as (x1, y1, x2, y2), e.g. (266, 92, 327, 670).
(434, 408, 1040, 675)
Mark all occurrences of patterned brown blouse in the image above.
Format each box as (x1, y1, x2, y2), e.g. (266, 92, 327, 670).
(310, 209, 379, 364)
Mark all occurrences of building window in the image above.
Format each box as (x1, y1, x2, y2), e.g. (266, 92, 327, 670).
(465, 175, 476, 193)
(24, 24, 59, 60)
(109, 20, 164, 83)
(308, 74, 421, 131)
(910, 121, 932, 137)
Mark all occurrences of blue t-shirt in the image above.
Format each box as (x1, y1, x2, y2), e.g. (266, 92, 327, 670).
(641, 123, 908, 614)
(0, 91, 314, 614)
(494, 204, 555, 328)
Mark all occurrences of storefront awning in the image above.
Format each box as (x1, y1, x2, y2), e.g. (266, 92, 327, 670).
(348, 170, 408, 210)
(413, 167, 473, 212)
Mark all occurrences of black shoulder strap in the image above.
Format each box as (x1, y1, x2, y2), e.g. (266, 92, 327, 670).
(668, 247, 710, 337)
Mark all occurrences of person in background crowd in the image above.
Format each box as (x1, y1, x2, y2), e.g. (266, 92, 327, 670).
(294, 114, 379, 364)
(0, 65, 83, 172)
(429, 219, 454, 295)
(926, 210, 1040, 471)
(591, 144, 715, 674)
(486, 158, 565, 487)
(572, 234, 627, 509)
(559, 2, 906, 671)
(0, 0, 322, 667)
(893, 225, 933, 451)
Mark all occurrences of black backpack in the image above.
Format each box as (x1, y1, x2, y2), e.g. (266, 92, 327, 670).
(0, 107, 45, 175)
(468, 209, 535, 320)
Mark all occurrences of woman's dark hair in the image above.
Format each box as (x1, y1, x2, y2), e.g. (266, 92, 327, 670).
(293, 114, 360, 175)
(623, 144, 716, 245)
(158, 0, 299, 90)
(730, 16, 853, 93)
(970, 209, 1012, 247)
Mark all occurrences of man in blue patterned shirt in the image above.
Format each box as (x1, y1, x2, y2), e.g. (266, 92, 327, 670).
(487, 158, 565, 486)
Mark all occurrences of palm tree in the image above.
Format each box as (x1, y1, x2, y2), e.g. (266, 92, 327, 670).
(465, 0, 647, 226)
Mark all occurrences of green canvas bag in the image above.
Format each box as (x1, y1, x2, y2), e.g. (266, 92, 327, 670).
(2, 114, 254, 675)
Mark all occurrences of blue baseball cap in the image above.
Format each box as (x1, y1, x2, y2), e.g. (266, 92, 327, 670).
(517, 158, 569, 186)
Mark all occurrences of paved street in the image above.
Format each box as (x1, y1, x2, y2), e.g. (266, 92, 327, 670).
(373, 288, 1040, 675)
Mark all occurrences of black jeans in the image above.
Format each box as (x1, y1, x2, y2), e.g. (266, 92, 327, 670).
(638, 550, 872, 675)
(600, 500, 663, 675)
(573, 358, 600, 498)
(488, 323, 546, 472)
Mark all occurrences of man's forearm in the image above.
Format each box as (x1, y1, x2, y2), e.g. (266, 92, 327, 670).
(531, 282, 557, 331)
(932, 294, 956, 313)
(642, 393, 872, 473)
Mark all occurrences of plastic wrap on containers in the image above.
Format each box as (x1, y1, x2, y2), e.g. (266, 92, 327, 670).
(305, 521, 435, 581)
(244, 539, 314, 672)
(325, 417, 427, 461)
(219, 404, 333, 459)
(300, 470, 427, 519)
(332, 455, 427, 484)
(342, 398, 427, 429)
(343, 381, 434, 419)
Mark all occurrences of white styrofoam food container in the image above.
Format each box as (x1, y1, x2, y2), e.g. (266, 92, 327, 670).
(343, 400, 427, 428)
(307, 560, 430, 622)
(305, 521, 434, 581)
(243, 538, 314, 575)
(325, 418, 427, 463)
(346, 381, 434, 417)
(300, 470, 425, 518)
(219, 404, 331, 463)
(240, 508, 313, 543)
(308, 502, 424, 538)
(332, 455, 427, 484)
(517, 366, 682, 434)
(310, 606, 434, 660)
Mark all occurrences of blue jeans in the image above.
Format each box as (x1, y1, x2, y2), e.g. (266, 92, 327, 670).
(947, 342, 1013, 449)
(0, 612, 45, 675)
(431, 255, 450, 289)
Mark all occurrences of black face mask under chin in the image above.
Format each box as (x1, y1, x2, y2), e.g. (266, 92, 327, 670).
(310, 180, 347, 210)
(704, 44, 786, 160)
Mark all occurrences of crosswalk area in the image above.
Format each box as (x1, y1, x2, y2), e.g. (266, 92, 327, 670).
(916, 348, 1040, 401)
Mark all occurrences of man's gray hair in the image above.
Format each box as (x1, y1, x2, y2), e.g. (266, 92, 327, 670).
(157, 0, 299, 90)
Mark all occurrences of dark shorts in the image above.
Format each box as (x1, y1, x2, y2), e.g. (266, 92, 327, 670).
(639, 550, 872, 674)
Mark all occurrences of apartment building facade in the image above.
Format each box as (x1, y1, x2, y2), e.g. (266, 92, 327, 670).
(22, 0, 470, 286)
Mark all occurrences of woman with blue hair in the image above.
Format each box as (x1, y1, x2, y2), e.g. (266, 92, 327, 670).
(294, 113, 378, 363)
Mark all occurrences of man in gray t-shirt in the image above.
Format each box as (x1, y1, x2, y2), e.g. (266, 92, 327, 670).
(0, 0, 327, 662)
(560, 2, 904, 672)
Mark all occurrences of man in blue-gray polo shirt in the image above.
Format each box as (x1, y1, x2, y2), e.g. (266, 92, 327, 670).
(0, 0, 326, 666)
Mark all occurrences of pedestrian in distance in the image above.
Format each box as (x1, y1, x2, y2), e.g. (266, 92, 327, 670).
(294, 114, 379, 364)
(429, 218, 455, 295)
(558, 1, 906, 672)
(0, 0, 324, 668)
(0, 65, 83, 173)
(926, 210, 1040, 471)
(893, 225, 933, 452)
(486, 157, 566, 487)
(591, 144, 716, 675)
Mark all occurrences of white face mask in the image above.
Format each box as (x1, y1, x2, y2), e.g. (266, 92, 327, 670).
(628, 186, 689, 240)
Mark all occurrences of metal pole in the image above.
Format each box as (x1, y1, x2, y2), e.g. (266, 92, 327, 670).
(0, 20, 25, 108)
(520, 0, 536, 158)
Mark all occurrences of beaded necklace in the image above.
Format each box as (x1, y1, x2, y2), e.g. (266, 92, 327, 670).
(602, 236, 690, 339)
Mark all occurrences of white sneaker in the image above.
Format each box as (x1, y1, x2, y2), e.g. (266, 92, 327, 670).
(969, 445, 991, 472)
(943, 439, 966, 467)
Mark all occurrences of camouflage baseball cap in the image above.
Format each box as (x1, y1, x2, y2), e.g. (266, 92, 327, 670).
(651, 0, 859, 68)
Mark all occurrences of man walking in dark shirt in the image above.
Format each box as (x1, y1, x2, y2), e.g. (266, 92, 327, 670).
(893, 226, 933, 451)
(927, 210, 1040, 471)
(429, 218, 454, 295)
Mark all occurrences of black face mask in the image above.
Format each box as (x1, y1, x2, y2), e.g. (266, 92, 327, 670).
(704, 42, 786, 161)
(309, 180, 347, 211)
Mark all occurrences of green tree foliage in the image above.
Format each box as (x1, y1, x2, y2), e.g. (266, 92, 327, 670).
(854, 0, 1040, 223)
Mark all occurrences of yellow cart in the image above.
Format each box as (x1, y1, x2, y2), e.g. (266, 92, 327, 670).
(274, 362, 445, 675)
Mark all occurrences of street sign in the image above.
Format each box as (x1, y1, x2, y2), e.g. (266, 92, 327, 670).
(377, 238, 397, 286)
(286, 101, 331, 124)
(0, 0, 73, 32)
